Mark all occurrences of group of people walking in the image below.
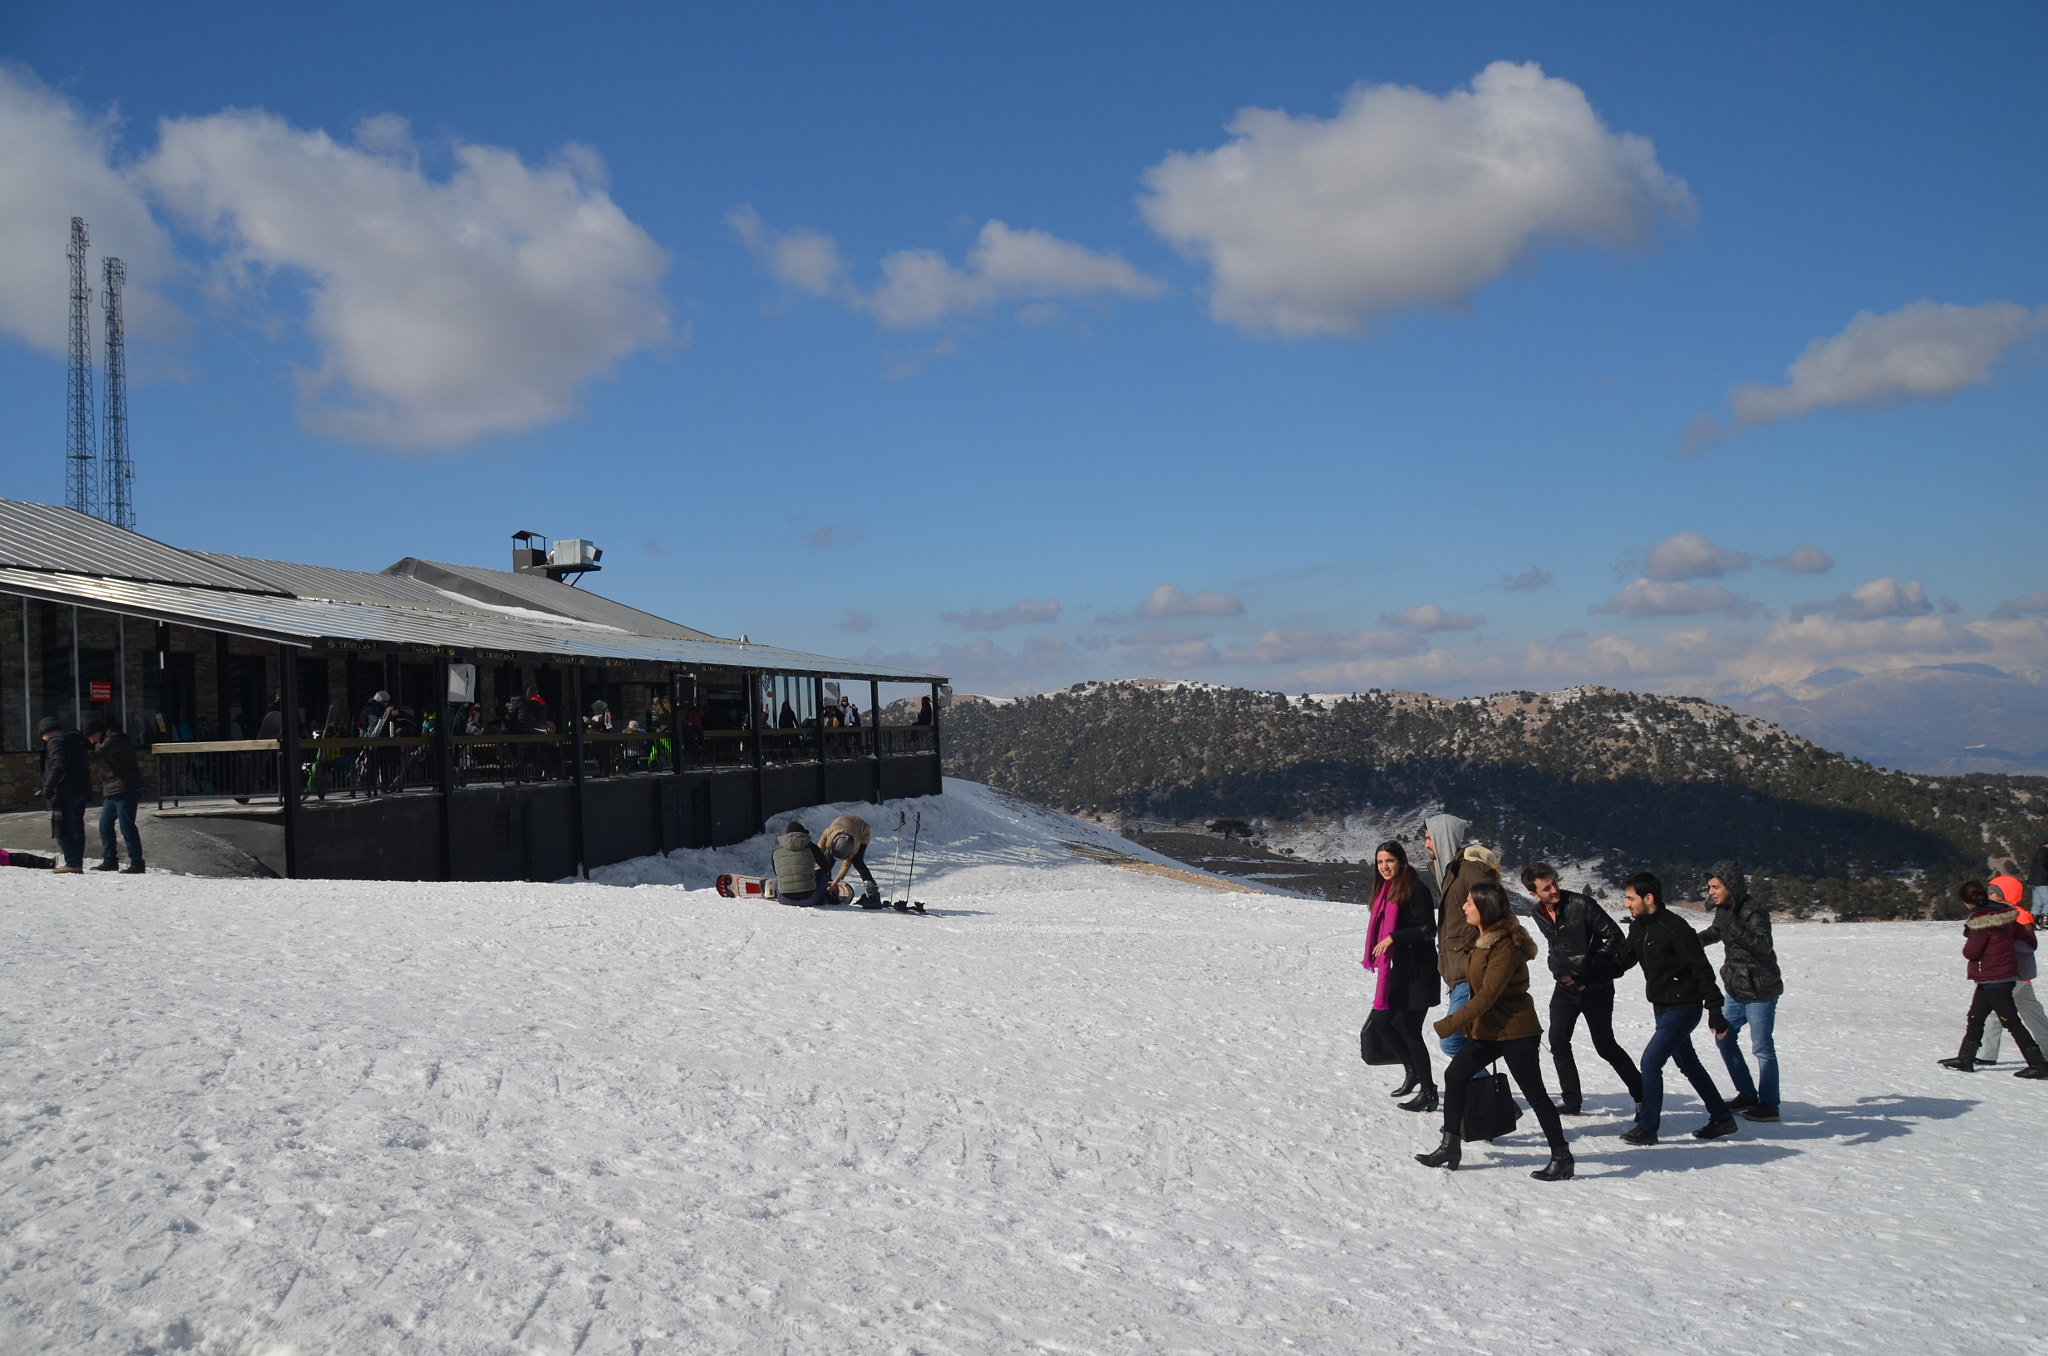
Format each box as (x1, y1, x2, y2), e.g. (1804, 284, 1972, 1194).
(1359, 813, 1784, 1182)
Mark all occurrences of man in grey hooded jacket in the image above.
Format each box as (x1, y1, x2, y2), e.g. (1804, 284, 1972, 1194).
(1700, 860, 1783, 1122)
(1425, 813, 1477, 1060)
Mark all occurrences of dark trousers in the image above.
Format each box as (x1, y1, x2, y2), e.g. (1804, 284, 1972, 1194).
(1549, 980, 1644, 1106)
(1442, 1034, 1569, 1154)
(98, 791, 142, 865)
(53, 793, 88, 868)
(1962, 982, 2047, 1067)
(1638, 1006, 1729, 1134)
(1388, 1007, 1434, 1091)
(842, 845, 877, 894)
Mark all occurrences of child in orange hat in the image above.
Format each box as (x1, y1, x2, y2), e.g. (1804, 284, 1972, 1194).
(1978, 876, 2048, 1065)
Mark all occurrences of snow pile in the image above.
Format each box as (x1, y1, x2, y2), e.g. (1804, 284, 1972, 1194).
(582, 778, 1247, 892)
(2, 778, 2042, 1353)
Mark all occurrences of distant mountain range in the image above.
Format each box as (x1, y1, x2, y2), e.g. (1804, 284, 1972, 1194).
(1724, 664, 2048, 777)
(939, 680, 2048, 921)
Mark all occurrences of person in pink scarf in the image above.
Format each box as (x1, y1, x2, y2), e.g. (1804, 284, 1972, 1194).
(1361, 839, 1444, 1111)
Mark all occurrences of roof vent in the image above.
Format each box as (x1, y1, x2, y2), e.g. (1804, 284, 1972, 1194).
(511, 530, 602, 583)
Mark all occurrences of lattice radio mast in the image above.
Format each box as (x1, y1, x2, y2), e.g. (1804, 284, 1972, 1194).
(66, 217, 97, 516)
(101, 257, 133, 528)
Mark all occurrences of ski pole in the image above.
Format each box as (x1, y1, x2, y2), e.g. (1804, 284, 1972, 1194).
(903, 810, 922, 900)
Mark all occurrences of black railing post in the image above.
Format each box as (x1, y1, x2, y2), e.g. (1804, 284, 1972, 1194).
(435, 656, 453, 881)
(929, 680, 943, 795)
(814, 674, 827, 805)
(746, 669, 765, 833)
(869, 678, 881, 803)
(279, 645, 302, 878)
(570, 665, 588, 877)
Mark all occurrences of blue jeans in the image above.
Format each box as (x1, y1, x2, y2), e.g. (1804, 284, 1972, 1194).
(1637, 1006, 1729, 1135)
(54, 793, 88, 869)
(1716, 996, 1779, 1110)
(99, 791, 142, 866)
(1438, 982, 1471, 1057)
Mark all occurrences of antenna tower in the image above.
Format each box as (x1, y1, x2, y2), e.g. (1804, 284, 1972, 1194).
(101, 257, 133, 528)
(66, 217, 97, 516)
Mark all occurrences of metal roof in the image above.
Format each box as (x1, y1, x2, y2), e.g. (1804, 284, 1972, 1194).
(0, 499, 285, 593)
(193, 552, 498, 613)
(0, 567, 945, 681)
(386, 558, 719, 641)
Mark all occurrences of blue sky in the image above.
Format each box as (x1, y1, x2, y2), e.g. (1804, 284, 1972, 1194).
(1, 1, 2043, 697)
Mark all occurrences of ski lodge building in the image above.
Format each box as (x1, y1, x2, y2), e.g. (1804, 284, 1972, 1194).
(0, 499, 947, 881)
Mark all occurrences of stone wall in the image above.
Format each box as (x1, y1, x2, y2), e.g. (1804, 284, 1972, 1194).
(0, 748, 161, 813)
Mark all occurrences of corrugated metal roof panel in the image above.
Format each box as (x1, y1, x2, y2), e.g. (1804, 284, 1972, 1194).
(387, 558, 719, 640)
(0, 568, 946, 681)
(0, 499, 284, 592)
(193, 552, 501, 613)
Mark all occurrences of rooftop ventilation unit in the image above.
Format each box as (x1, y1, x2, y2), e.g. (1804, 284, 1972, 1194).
(511, 530, 602, 583)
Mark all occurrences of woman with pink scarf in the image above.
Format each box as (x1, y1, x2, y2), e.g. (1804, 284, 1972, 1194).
(1362, 839, 1444, 1112)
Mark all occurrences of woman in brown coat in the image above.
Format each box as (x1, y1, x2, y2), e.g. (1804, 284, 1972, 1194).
(1415, 880, 1574, 1181)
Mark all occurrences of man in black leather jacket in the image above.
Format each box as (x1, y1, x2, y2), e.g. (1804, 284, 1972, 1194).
(1524, 861, 1642, 1115)
(1620, 871, 1736, 1146)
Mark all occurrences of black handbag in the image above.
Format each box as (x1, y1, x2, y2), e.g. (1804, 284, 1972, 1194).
(1459, 1065, 1523, 1142)
(1359, 1010, 1405, 1066)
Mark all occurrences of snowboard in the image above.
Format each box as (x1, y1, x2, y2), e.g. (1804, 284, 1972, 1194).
(715, 874, 857, 905)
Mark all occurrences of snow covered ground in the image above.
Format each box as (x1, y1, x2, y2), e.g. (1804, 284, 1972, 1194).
(2, 779, 2041, 1354)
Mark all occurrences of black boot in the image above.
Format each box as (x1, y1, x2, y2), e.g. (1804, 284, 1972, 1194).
(1414, 1130, 1460, 1170)
(1388, 1073, 1420, 1099)
(1398, 1086, 1438, 1113)
(1939, 1056, 1978, 1071)
(1531, 1151, 1575, 1182)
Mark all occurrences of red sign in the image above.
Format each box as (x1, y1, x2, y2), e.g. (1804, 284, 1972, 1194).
(88, 681, 113, 703)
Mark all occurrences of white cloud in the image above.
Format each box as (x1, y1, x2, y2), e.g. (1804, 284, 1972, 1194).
(862, 220, 1163, 328)
(1503, 565, 1554, 593)
(839, 609, 877, 633)
(1641, 530, 1750, 581)
(732, 212, 1162, 330)
(1593, 579, 1757, 619)
(1687, 300, 2048, 448)
(1792, 576, 1933, 622)
(1097, 584, 1245, 624)
(1381, 603, 1486, 632)
(1765, 545, 1834, 575)
(0, 64, 174, 354)
(1219, 628, 1420, 665)
(142, 110, 669, 447)
(727, 204, 846, 296)
(1993, 592, 2048, 620)
(941, 599, 1061, 631)
(868, 635, 1071, 689)
(1137, 60, 1694, 337)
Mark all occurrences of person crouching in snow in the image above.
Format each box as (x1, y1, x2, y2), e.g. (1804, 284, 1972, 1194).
(1941, 880, 2048, 1077)
(1414, 880, 1575, 1181)
(1976, 876, 2048, 1066)
(817, 814, 883, 907)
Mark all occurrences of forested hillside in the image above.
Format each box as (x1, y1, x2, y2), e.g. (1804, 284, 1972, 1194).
(940, 681, 2048, 920)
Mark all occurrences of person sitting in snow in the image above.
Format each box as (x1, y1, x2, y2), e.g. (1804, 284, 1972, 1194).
(1940, 880, 2048, 1077)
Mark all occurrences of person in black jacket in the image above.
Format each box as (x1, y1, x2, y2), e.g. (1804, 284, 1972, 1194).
(1699, 861, 1783, 1122)
(1620, 871, 1736, 1146)
(85, 718, 147, 873)
(39, 716, 92, 873)
(1524, 862, 1642, 1115)
(2030, 838, 2048, 923)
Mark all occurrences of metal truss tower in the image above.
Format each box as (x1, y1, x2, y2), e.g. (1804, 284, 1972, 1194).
(101, 257, 133, 528)
(66, 217, 96, 516)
